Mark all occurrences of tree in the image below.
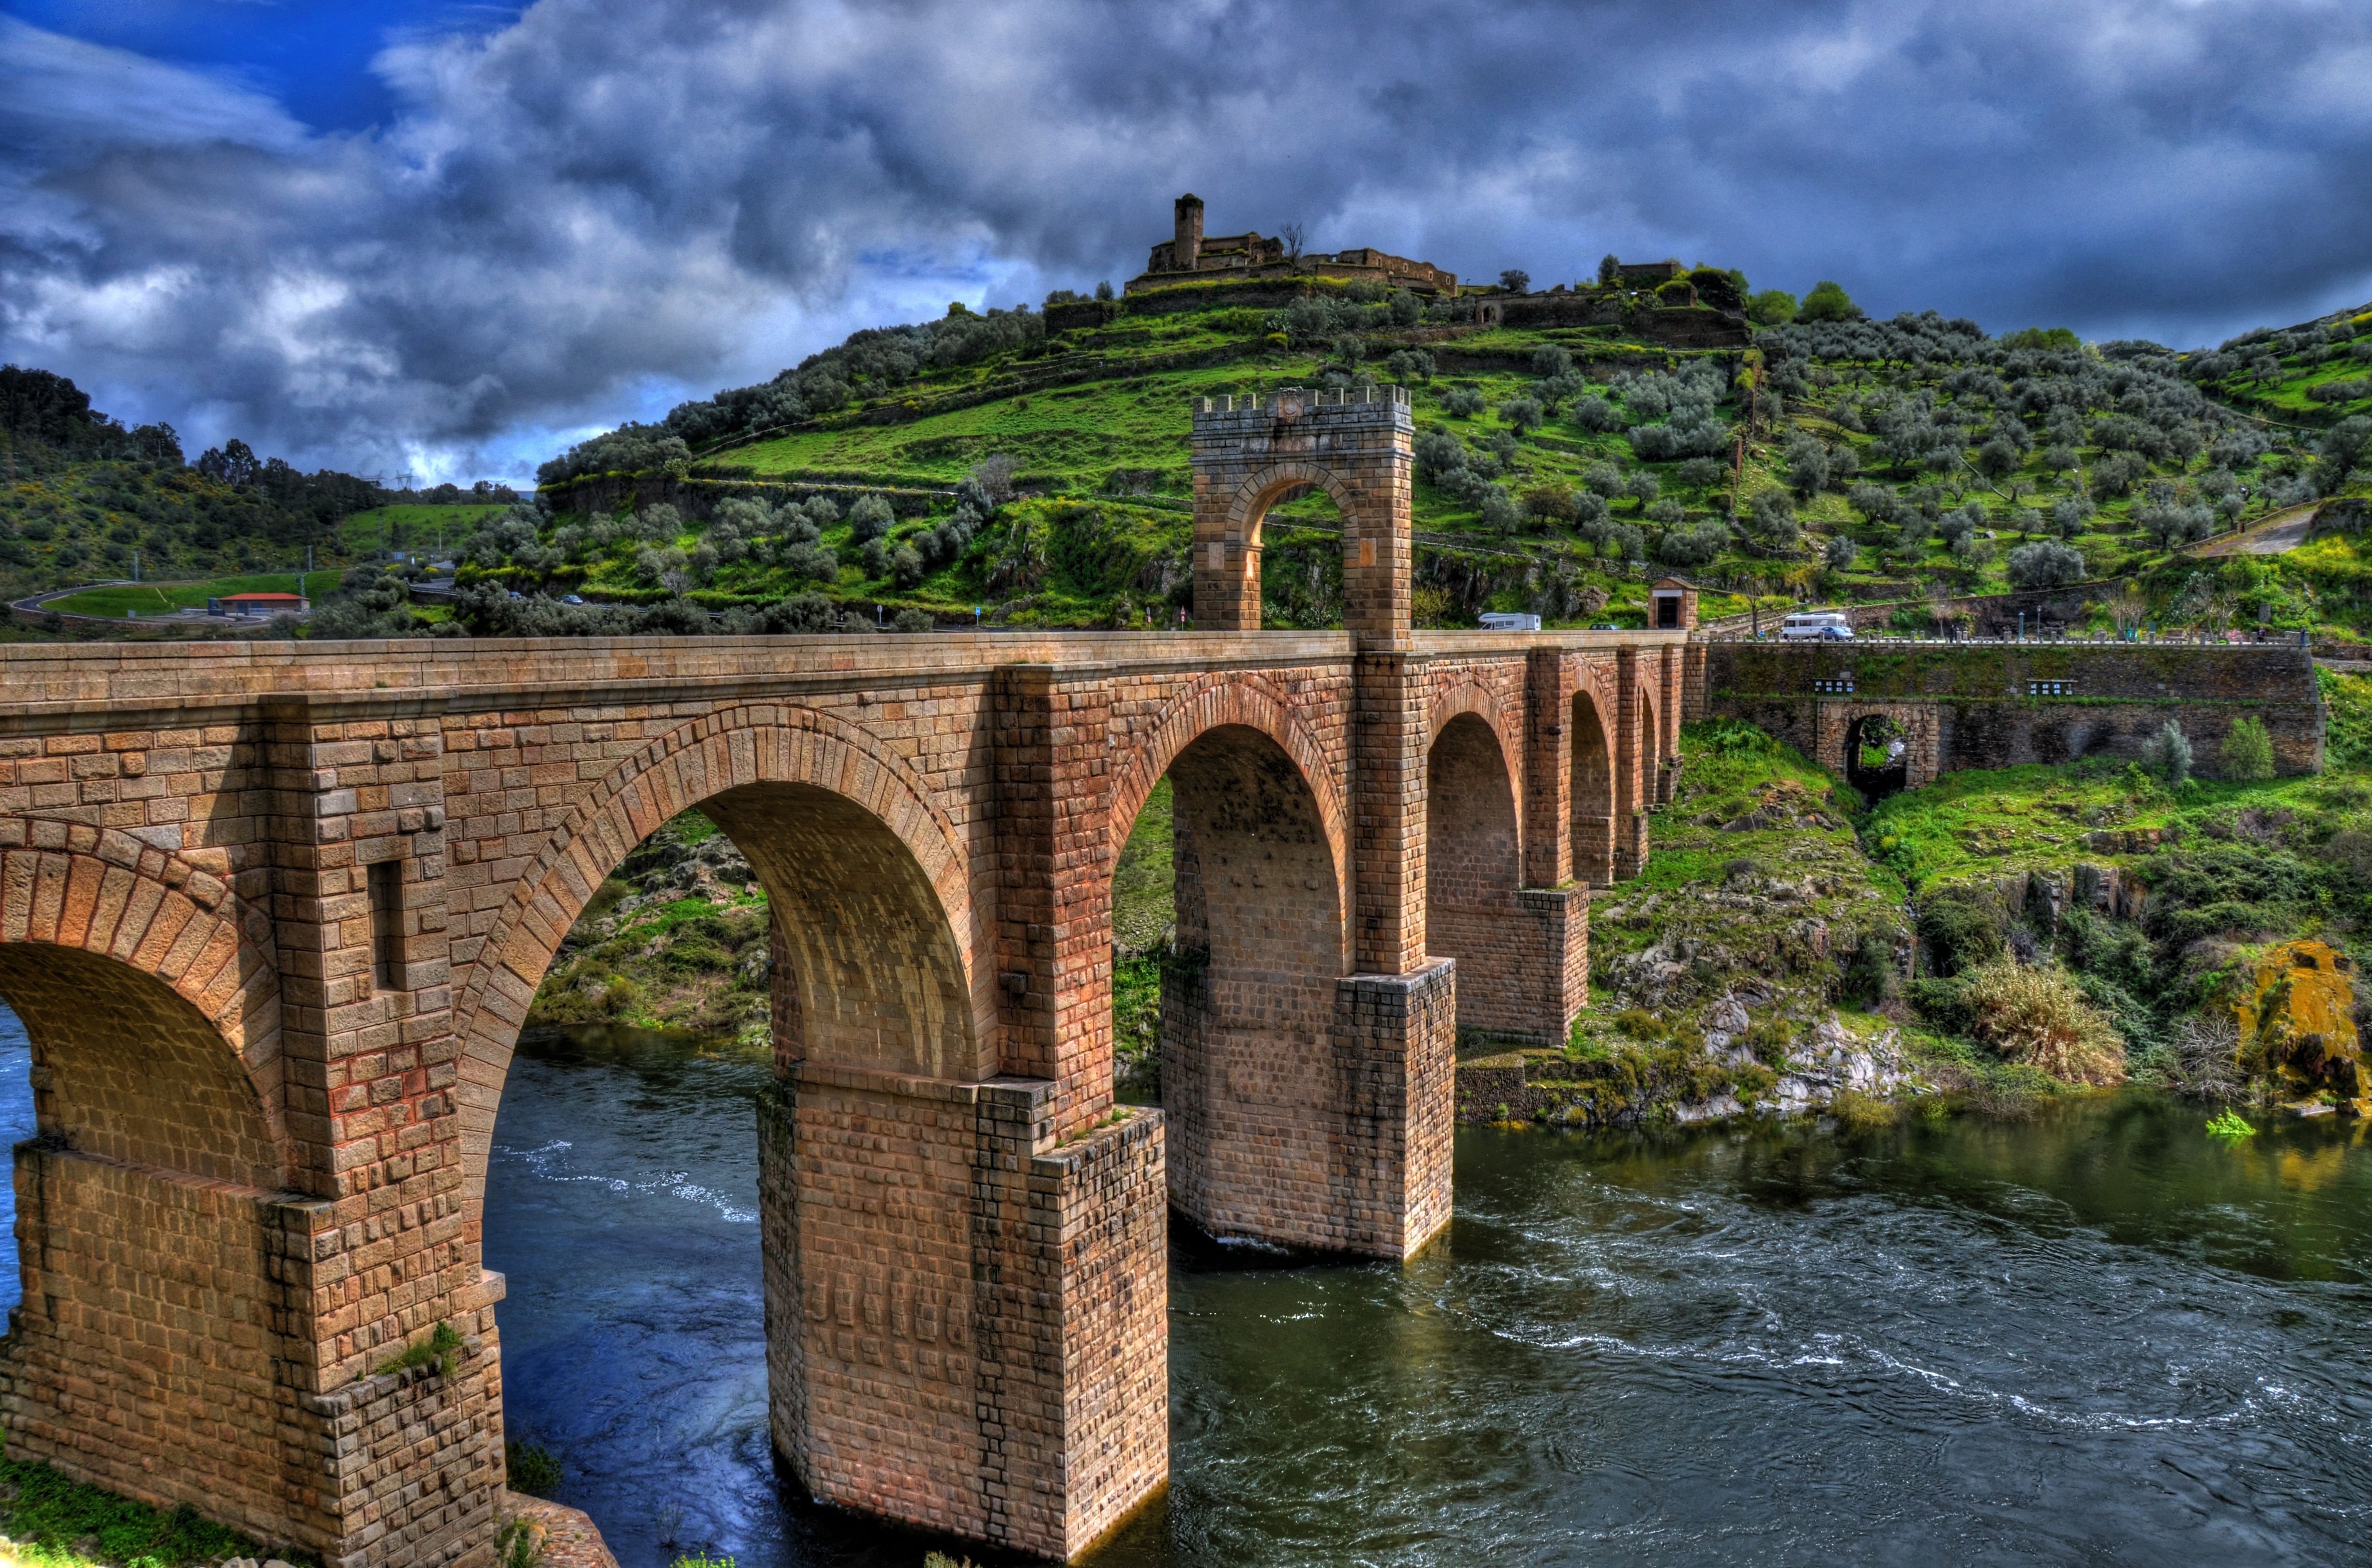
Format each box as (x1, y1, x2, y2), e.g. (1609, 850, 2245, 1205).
(1499, 397, 1542, 435)
(1783, 435, 1830, 499)
(2142, 721, 2193, 784)
(1848, 483, 1899, 525)
(1531, 344, 1574, 379)
(2319, 415, 2372, 481)
(1499, 269, 1531, 294)
(847, 493, 897, 543)
(1744, 488, 1800, 549)
(1625, 472, 1661, 511)
(1825, 534, 1858, 571)
(2217, 717, 2276, 782)
(1658, 519, 1728, 566)
(1975, 438, 2023, 480)
(1094, 280, 1114, 301)
(1746, 289, 1798, 327)
(1797, 280, 1862, 323)
(2005, 538, 2085, 589)
(1523, 484, 1578, 524)
(1280, 223, 1306, 263)
(1598, 255, 1621, 286)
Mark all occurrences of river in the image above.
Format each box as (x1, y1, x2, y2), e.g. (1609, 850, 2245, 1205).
(0, 1013, 2367, 1564)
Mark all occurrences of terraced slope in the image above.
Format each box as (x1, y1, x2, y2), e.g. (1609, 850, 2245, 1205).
(396, 276, 2367, 636)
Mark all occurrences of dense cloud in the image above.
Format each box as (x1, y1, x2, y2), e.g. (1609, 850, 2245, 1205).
(4, 0, 2371, 479)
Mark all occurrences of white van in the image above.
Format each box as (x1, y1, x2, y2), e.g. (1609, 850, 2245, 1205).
(1779, 611, 1853, 641)
(1478, 611, 1542, 631)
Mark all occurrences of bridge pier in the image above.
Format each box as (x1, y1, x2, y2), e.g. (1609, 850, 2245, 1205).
(756, 1066, 1165, 1559)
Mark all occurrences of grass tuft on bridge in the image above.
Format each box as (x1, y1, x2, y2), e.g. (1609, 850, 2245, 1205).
(0, 1445, 310, 1567)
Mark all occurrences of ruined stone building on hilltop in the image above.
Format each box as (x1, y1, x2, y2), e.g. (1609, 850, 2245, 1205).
(1129, 193, 1458, 296)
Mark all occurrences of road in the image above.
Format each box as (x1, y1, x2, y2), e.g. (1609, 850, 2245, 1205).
(2192, 501, 2321, 557)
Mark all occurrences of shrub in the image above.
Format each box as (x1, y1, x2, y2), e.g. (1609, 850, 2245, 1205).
(892, 607, 934, 633)
(1612, 1007, 1666, 1040)
(759, 592, 836, 633)
(1439, 386, 1485, 418)
(1916, 884, 2003, 976)
(1837, 929, 1896, 1004)
(2216, 716, 2276, 781)
(2141, 720, 2193, 784)
(1657, 520, 1728, 566)
(1960, 960, 2127, 1084)
(506, 1439, 562, 1497)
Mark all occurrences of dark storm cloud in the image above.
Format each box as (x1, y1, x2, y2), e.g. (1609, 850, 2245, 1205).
(4, 0, 2370, 478)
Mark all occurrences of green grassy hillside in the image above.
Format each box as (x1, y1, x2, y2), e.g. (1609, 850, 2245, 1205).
(2186, 304, 2372, 427)
(0, 366, 482, 613)
(437, 277, 2372, 634)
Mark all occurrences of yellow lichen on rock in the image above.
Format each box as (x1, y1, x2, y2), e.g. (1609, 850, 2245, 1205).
(2235, 939, 2369, 1113)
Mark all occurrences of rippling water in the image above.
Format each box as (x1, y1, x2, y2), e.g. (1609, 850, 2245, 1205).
(2, 1009, 2367, 1564)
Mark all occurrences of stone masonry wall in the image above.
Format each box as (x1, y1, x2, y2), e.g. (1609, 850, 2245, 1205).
(1, 1148, 296, 1542)
(1709, 642, 2324, 779)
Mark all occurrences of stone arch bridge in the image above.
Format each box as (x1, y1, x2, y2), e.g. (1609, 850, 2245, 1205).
(0, 385, 1701, 1564)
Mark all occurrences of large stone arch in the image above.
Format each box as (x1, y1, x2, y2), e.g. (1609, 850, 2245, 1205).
(0, 840, 286, 1181)
(1159, 719, 1353, 1246)
(452, 704, 983, 1198)
(0, 845, 297, 1545)
(1571, 686, 1616, 887)
(1819, 702, 1941, 790)
(1429, 679, 1524, 783)
(1424, 711, 1524, 1036)
(1221, 461, 1361, 544)
(1106, 672, 1351, 910)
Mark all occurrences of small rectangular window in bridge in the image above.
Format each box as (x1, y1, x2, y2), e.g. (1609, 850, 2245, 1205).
(369, 858, 404, 993)
(2027, 680, 2074, 696)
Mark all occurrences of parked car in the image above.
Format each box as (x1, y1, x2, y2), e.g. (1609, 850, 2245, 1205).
(561, 594, 584, 605)
(1780, 611, 1854, 641)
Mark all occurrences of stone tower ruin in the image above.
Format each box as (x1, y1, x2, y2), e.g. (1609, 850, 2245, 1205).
(1172, 193, 1203, 273)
